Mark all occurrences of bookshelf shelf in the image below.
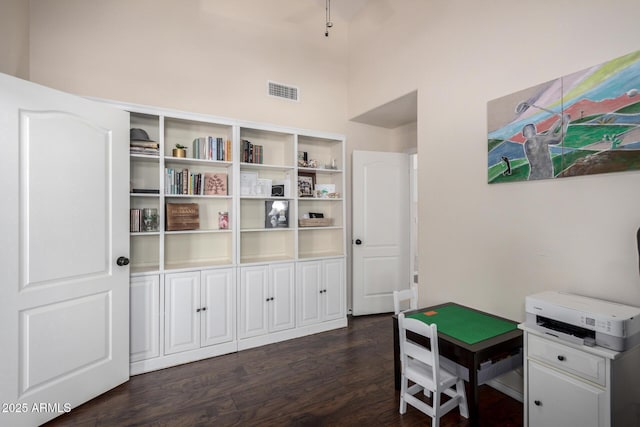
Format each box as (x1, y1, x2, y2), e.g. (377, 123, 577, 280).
(165, 229, 232, 235)
(165, 156, 232, 167)
(165, 194, 232, 199)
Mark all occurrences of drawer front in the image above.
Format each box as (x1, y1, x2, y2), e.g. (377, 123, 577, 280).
(528, 334, 606, 386)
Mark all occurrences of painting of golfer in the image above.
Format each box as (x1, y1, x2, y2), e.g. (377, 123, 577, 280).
(488, 50, 640, 183)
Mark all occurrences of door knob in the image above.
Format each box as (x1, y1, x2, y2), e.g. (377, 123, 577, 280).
(116, 256, 130, 266)
(355, 239, 362, 245)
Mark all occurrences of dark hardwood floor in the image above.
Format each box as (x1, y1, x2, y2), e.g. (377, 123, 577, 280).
(44, 314, 522, 426)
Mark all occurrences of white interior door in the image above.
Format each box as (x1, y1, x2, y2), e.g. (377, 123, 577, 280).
(0, 73, 130, 427)
(352, 150, 410, 315)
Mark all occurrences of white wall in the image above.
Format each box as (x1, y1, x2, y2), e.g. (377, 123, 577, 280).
(349, 0, 640, 321)
(28, 0, 350, 133)
(0, 0, 29, 79)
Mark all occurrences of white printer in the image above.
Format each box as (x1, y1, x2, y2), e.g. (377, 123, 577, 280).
(525, 290, 640, 351)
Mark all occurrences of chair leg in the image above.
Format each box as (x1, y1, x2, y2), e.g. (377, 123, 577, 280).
(399, 376, 408, 414)
(456, 379, 469, 418)
(432, 390, 441, 427)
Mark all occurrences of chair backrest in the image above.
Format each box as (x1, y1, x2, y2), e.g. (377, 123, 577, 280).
(393, 283, 418, 315)
(398, 312, 440, 384)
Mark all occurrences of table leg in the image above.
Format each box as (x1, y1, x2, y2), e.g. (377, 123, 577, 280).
(468, 354, 480, 426)
(393, 317, 401, 390)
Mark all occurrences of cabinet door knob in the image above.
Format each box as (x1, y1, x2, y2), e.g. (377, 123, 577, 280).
(201, 307, 207, 311)
(196, 308, 201, 312)
(557, 355, 565, 361)
(355, 239, 362, 245)
(116, 256, 130, 266)
(534, 400, 542, 406)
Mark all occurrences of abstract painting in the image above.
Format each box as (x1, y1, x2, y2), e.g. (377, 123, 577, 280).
(488, 50, 640, 183)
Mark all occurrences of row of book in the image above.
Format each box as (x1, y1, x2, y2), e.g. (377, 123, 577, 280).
(165, 168, 228, 196)
(242, 139, 264, 164)
(131, 141, 160, 156)
(193, 137, 232, 161)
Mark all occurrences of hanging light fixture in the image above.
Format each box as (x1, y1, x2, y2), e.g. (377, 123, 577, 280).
(325, 0, 333, 37)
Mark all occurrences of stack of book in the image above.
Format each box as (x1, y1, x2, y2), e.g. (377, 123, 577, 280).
(130, 140, 160, 156)
(242, 139, 264, 164)
(192, 136, 232, 161)
(165, 168, 228, 196)
(130, 209, 142, 232)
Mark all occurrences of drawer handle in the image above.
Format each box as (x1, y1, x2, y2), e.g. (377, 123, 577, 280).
(534, 400, 542, 407)
(557, 355, 566, 361)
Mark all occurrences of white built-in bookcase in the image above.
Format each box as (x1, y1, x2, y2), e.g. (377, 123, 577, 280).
(107, 100, 347, 374)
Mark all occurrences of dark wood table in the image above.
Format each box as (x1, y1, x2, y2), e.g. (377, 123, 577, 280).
(393, 302, 523, 426)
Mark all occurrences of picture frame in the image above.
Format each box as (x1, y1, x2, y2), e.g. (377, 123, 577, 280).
(271, 184, 285, 197)
(204, 172, 227, 195)
(265, 200, 289, 228)
(240, 171, 258, 196)
(297, 172, 316, 198)
(314, 183, 335, 198)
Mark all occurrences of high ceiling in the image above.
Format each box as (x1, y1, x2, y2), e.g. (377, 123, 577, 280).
(202, 0, 370, 25)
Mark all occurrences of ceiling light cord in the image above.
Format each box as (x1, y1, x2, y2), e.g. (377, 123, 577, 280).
(325, 0, 333, 37)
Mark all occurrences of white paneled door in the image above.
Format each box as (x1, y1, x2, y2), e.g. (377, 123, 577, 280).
(0, 73, 130, 426)
(352, 150, 410, 315)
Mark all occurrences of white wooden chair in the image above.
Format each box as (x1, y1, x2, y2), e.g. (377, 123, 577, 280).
(398, 312, 469, 427)
(393, 283, 418, 315)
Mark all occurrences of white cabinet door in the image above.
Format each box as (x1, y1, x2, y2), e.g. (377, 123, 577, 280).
(528, 361, 605, 427)
(323, 258, 345, 321)
(201, 268, 235, 347)
(165, 272, 200, 355)
(297, 259, 345, 326)
(269, 263, 295, 332)
(130, 275, 160, 362)
(239, 266, 269, 338)
(297, 261, 323, 327)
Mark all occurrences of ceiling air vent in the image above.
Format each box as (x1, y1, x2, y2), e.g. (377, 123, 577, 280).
(268, 81, 299, 102)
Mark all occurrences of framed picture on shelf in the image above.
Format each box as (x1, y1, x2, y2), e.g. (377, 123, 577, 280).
(265, 200, 289, 228)
(240, 171, 258, 196)
(271, 184, 285, 197)
(297, 172, 315, 197)
(204, 172, 227, 195)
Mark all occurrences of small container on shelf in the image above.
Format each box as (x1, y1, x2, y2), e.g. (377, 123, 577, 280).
(218, 211, 229, 230)
(142, 208, 159, 232)
(172, 144, 188, 158)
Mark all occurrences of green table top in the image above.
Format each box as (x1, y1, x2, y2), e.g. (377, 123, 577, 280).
(406, 304, 518, 345)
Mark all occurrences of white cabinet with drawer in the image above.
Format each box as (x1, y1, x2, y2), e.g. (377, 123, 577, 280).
(520, 325, 640, 427)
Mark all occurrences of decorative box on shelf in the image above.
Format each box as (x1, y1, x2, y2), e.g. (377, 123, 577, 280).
(166, 203, 199, 231)
(299, 218, 333, 227)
